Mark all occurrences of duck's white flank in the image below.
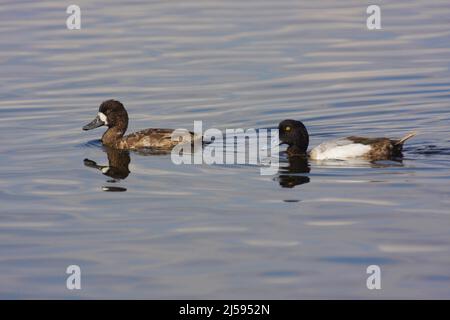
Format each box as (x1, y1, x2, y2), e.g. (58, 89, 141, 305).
(309, 139, 372, 160)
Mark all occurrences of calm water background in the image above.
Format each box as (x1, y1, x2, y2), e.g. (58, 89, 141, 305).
(1, 0, 449, 299)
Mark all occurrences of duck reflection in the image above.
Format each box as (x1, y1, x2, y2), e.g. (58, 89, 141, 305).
(311, 158, 404, 168)
(84, 146, 130, 192)
(276, 155, 311, 188)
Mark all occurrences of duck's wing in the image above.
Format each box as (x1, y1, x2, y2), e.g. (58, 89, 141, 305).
(309, 138, 372, 160)
(124, 128, 197, 149)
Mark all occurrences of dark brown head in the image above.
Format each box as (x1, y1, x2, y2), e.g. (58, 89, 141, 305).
(278, 119, 309, 155)
(83, 100, 129, 133)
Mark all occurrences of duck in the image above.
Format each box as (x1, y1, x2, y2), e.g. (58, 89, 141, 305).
(278, 119, 417, 161)
(83, 100, 198, 150)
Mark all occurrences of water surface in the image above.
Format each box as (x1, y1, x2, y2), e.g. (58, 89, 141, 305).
(1, 0, 450, 298)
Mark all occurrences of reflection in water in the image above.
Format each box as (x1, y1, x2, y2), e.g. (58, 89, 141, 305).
(274, 150, 408, 188)
(101, 186, 128, 192)
(276, 155, 311, 188)
(83, 146, 181, 192)
(84, 147, 131, 192)
(311, 158, 404, 168)
(1, 0, 449, 299)
(411, 145, 450, 156)
(132, 148, 173, 156)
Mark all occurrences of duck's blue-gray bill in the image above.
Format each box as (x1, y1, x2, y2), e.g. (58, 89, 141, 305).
(83, 115, 105, 130)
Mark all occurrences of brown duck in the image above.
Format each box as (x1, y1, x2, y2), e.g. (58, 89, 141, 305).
(83, 100, 199, 150)
(278, 119, 417, 161)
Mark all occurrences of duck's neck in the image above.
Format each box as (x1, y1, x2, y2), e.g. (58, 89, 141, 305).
(287, 145, 308, 157)
(102, 126, 126, 147)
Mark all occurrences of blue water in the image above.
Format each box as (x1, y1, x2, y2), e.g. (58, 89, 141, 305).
(1, 0, 450, 298)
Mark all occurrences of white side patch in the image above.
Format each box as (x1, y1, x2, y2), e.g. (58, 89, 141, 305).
(310, 139, 371, 160)
(98, 112, 108, 125)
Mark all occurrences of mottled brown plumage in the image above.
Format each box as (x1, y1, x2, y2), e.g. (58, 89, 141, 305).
(83, 100, 198, 150)
(347, 136, 400, 160)
(347, 133, 416, 160)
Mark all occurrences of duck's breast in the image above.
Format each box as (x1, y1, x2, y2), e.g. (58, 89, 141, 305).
(309, 138, 372, 160)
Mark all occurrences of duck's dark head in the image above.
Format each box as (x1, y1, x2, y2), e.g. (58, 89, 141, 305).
(278, 119, 309, 156)
(83, 100, 128, 133)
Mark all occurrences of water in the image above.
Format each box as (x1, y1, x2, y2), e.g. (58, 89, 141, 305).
(1, 0, 450, 299)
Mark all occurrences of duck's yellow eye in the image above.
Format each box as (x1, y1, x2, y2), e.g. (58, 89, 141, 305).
(285, 126, 291, 131)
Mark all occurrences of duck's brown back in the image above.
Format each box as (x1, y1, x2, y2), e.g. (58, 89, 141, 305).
(347, 136, 402, 160)
(120, 128, 196, 150)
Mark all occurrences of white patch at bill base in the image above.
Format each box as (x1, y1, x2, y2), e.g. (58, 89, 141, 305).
(98, 112, 108, 125)
(101, 166, 110, 174)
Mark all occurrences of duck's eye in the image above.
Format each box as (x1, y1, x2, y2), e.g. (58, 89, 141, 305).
(285, 126, 291, 132)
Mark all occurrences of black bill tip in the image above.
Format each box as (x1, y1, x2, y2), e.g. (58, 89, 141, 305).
(83, 115, 105, 131)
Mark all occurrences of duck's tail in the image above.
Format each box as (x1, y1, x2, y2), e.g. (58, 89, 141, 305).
(395, 131, 418, 145)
